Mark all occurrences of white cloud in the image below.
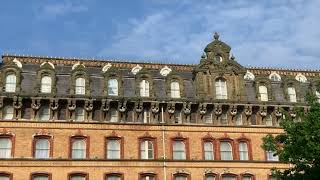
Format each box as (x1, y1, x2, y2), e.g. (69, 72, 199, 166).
(36, 1, 88, 19)
(99, 0, 320, 69)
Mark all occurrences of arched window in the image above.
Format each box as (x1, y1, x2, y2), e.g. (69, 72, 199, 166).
(269, 73, 281, 82)
(105, 174, 121, 180)
(5, 74, 16, 93)
(220, 141, 233, 160)
(108, 79, 118, 96)
(259, 85, 268, 101)
(3, 106, 14, 120)
(31, 173, 50, 180)
(244, 71, 255, 81)
(140, 140, 154, 159)
(287, 87, 297, 102)
(239, 142, 248, 160)
(222, 175, 236, 180)
(38, 106, 50, 121)
(265, 114, 273, 126)
(242, 174, 253, 180)
(71, 138, 86, 159)
(75, 77, 85, 95)
(295, 74, 307, 83)
(140, 173, 156, 180)
(34, 138, 50, 159)
(70, 173, 87, 180)
(140, 80, 150, 97)
(205, 174, 216, 180)
(172, 140, 186, 160)
(106, 139, 121, 159)
(170, 81, 180, 98)
(75, 107, 85, 122)
(215, 78, 227, 99)
(40, 76, 52, 93)
(0, 137, 12, 158)
(204, 141, 214, 160)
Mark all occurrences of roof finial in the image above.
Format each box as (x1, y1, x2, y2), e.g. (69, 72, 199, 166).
(214, 32, 219, 40)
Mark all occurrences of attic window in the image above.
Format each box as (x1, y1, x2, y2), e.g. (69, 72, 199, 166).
(269, 73, 281, 82)
(215, 55, 223, 62)
(244, 71, 255, 81)
(295, 73, 307, 83)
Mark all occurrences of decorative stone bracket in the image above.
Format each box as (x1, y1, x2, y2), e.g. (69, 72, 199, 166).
(151, 102, 159, 114)
(135, 101, 143, 113)
(167, 103, 175, 115)
(229, 105, 237, 116)
(244, 105, 252, 117)
(199, 103, 207, 115)
(102, 99, 110, 112)
(118, 100, 127, 113)
(183, 102, 191, 115)
(214, 104, 222, 116)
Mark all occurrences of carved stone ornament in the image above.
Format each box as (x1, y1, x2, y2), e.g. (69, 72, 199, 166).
(40, 61, 55, 69)
(183, 103, 191, 115)
(259, 106, 267, 117)
(135, 102, 143, 113)
(167, 103, 175, 114)
(229, 106, 237, 116)
(31, 99, 41, 110)
(199, 103, 207, 115)
(50, 99, 59, 111)
(13, 58, 23, 68)
(118, 101, 127, 113)
(13, 96, 23, 110)
(214, 104, 222, 116)
(102, 63, 112, 73)
(151, 103, 159, 114)
(72, 62, 85, 70)
(274, 107, 282, 118)
(102, 99, 110, 112)
(289, 108, 296, 118)
(131, 64, 142, 75)
(160, 66, 172, 77)
(68, 100, 76, 111)
(85, 100, 93, 112)
(244, 106, 252, 116)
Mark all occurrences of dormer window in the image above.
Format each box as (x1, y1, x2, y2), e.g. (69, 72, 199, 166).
(170, 81, 180, 98)
(295, 74, 307, 83)
(215, 55, 223, 62)
(244, 71, 255, 81)
(140, 80, 150, 97)
(40, 76, 52, 93)
(288, 87, 297, 102)
(215, 78, 227, 99)
(75, 77, 86, 95)
(269, 73, 281, 82)
(258, 85, 268, 101)
(5, 74, 16, 92)
(108, 79, 118, 96)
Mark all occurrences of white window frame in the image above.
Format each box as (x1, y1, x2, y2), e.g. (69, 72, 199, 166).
(215, 79, 227, 99)
(220, 141, 233, 160)
(288, 87, 297, 102)
(5, 74, 16, 93)
(266, 150, 279, 161)
(140, 80, 150, 97)
(108, 78, 118, 96)
(173, 140, 186, 160)
(140, 140, 154, 159)
(259, 85, 268, 101)
(75, 77, 86, 95)
(170, 81, 180, 98)
(204, 141, 214, 160)
(35, 138, 50, 159)
(239, 142, 248, 160)
(71, 139, 86, 159)
(0, 138, 12, 158)
(107, 139, 120, 159)
(143, 109, 151, 123)
(40, 76, 52, 93)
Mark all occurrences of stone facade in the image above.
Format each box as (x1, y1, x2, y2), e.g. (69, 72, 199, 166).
(0, 33, 318, 180)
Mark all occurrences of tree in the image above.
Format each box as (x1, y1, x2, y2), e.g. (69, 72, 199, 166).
(262, 94, 320, 180)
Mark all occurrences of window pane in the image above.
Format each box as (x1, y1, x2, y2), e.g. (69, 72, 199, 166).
(108, 79, 118, 96)
(140, 140, 154, 159)
(39, 106, 50, 121)
(5, 74, 16, 92)
(75, 107, 85, 121)
(0, 176, 10, 180)
(174, 176, 187, 180)
(71, 176, 86, 180)
(0, 138, 12, 158)
(239, 142, 248, 160)
(205, 175, 215, 180)
(72, 139, 86, 159)
(259, 85, 268, 101)
(141, 176, 155, 180)
(75, 77, 85, 95)
(267, 151, 279, 161)
(288, 87, 297, 102)
(3, 106, 14, 120)
(33, 176, 49, 180)
(215, 79, 227, 99)
(107, 140, 120, 159)
(220, 142, 233, 160)
(41, 76, 52, 93)
(171, 81, 180, 98)
(222, 176, 236, 180)
(106, 176, 120, 180)
(242, 176, 252, 180)
(173, 141, 186, 160)
(35, 139, 50, 158)
(140, 80, 150, 97)
(204, 142, 214, 160)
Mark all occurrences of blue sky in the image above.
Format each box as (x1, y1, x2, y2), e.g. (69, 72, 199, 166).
(0, 0, 319, 69)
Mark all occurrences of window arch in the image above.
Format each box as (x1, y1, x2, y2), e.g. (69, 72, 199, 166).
(244, 71, 255, 81)
(5, 74, 16, 93)
(0, 135, 13, 158)
(258, 85, 268, 101)
(106, 136, 123, 159)
(108, 79, 118, 96)
(204, 173, 217, 180)
(69, 172, 88, 180)
(105, 173, 123, 180)
(241, 174, 254, 180)
(221, 174, 238, 180)
(40, 76, 52, 93)
(33, 136, 51, 159)
(203, 141, 214, 160)
(140, 139, 155, 160)
(219, 140, 233, 160)
(75, 77, 86, 95)
(215, 78, 227, 99)
(70, 136, 88, 159)
(173, 173, 190, 180)
(140, 80, 150, 97)
(170, 81, 181, 98)
(0, 172, 12, 180)
(140, 173, 156, 180)
(269, 73, 281, 82)
(2, 106, 14, 120)
(31, 172, 51, 180)
(287, 87, 297, 102)
(295, 74, 307, 83)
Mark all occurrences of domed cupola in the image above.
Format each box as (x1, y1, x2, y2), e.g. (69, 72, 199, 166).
(204, 32, 231, 62)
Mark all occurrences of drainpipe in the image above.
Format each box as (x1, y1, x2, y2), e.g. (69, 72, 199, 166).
(161, 105, 167, 180)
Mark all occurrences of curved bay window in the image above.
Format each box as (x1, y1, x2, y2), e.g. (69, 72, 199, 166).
(170, 81, 180, 98)
(40, 76, 52, 93)
(140, 139, 155, 160)
(108, 79, 118, 96)
(215, 78, 227, 99)
(203, 141, 214, 160)
(0, 136, 13, 158)
(75, 77, 86, 95)
(31, 173, 51, 180)
(5, 74, 16, 93)
(70, 137, 87, 159)
(287, 87, 297, 102)
(2, 106, 14, 120)
(140, 80, 150, 97)
(258, 85, 268, 101)
(33, 137, 51, 159)
(220, 141, 233, 160)
(172, 139, 187, 160)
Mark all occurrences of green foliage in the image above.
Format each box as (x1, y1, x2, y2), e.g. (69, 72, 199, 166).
(262, 94, 320, 179)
